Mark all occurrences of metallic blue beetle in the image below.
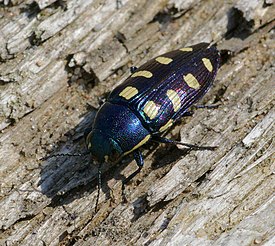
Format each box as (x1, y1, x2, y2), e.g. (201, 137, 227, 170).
(86, 43, 220, 177)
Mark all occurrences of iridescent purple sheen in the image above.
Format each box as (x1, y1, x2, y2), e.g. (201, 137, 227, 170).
(109, 43, 220, 133)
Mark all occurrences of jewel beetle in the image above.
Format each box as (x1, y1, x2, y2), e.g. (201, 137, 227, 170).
(86, 42, 220, 163)
(85, 42, 220, 208)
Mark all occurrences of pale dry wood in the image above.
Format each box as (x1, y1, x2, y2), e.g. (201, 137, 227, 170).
(0, 0, 274, 246)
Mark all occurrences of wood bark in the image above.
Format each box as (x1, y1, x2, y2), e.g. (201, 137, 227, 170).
(0, 0, 274, 245)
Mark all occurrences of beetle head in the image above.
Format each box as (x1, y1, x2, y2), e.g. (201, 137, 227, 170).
(85, 129, 123, 163)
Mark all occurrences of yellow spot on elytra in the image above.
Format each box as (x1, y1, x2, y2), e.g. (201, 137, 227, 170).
(155, 56, 173, 65)
(131, 70, 153, 78)
(119, 86, 138, 100)
(180, 47, 193, 52)
(159, 119, 174, 132)
(183, 73, 201, 89)
(104, 155, 109, 162)
(167, 89, 181, 112)
(143, 101, 160, 120)
(123, 135, 151, 156)
(202, 58, 213, 72)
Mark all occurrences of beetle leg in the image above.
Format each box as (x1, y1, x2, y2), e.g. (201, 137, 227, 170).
(122, 150, 143, 203)
(182, 111, 193, 117)
(133, 149, 144, 167)
(180, 104, 219, 118)
(123, 150, 144, 184)
(194, 104, 220, 109)
(151, 136, 217, 151)
(130, 66, 138, 74)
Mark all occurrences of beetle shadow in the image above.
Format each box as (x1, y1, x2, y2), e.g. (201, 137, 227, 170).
(38, 107, 98, 207)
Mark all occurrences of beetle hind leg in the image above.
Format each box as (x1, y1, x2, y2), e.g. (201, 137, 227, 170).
(152, 136, 217, 151)
(194, 104, 220, 109)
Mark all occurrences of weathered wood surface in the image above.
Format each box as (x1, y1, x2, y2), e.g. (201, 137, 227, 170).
(0, 0, 274, 245)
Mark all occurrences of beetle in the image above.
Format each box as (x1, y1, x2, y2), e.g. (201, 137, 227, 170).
(86, 43, 220, 165)
(85, 42, 220, 208)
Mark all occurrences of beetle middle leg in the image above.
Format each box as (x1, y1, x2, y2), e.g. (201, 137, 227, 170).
(121, 150, 144, 202)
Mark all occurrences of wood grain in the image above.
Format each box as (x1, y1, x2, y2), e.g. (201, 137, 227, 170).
(0, 0, 274, 245)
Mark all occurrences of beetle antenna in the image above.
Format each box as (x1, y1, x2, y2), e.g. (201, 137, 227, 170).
(40, 151, 90, 161)
(95, 163, 102, 212)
